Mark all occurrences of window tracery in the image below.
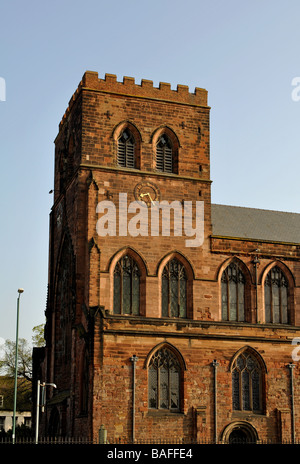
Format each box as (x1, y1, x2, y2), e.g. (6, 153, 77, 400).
(148, 347, 181, 411)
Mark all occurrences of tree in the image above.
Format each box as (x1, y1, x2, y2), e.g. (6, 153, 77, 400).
(32, 324, 45, 347)
(0, 324, 45, 382)
(0, 338, 32, 381)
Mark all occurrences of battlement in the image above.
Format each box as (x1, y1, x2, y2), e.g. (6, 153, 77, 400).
(59, 71, 208, 128)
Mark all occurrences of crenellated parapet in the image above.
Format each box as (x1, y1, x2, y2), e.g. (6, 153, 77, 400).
(59, 71, 208, 128)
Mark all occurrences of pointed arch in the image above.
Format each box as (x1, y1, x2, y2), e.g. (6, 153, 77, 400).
(261, 261, 294, 324)
(157, 251, 195, 279)
(109, 247, 147, 316)
(112, 121, 142, 169)
(157, 252, 194, 319)
(230, 346, 266, 414)
(150, 125, 181, 148)
(229, 346, 267, 373)
(151, 126, 180, 174)
(108, 246, 148, 275)
(145, 342, 187, 370)
(218, 257, 252, 323)
(260, 260, 295, 287)
(146, 343, 185, 412)
(217, 256, 252, 285)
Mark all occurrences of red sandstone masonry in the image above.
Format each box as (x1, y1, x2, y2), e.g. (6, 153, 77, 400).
(41, 70, 300, 443)
(58, 71, 208, 131)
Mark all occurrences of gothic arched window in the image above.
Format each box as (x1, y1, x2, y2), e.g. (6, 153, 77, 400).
(113, 255, 140, 315)
(221, 261, 245, 322)
(264, 266, 289, 324)
(232, 350, 263, 413)
(117, 129, 135, 168)
(156, 134, 173, 173)
(148, 347, 181, 411)
(162, 259, 187, 318)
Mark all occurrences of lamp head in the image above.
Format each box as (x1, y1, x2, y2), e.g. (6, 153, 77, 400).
(17, 288, 24, 294)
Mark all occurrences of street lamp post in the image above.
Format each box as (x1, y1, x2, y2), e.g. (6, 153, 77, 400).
(12, 288, 24, 444)
(35, 380, 57, 444)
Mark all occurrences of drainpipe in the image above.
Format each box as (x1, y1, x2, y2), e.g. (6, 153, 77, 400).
(288, 363, 296, 443)
(212, 359, 219, 444)
(130, 355, 138, 443)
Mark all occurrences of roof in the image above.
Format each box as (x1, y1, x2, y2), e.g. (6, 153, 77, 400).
(211, 204, 300, 244)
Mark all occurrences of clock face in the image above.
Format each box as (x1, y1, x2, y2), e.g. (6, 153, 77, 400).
(134, 181, 160, 207)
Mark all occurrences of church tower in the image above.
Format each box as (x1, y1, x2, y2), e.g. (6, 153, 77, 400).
(44, 71, 211, 438)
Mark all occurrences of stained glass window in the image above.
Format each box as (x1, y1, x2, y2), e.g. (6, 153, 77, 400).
(232, 350, 262, 412)
(113, 255, 140, 315)
(148, 347, 181, 411)
(162, 259, 187, 318)
(264, 266, 289, 324)
(117, 129, 135, 168)
(156, 134, 173, 173)
(221, 261, 245, 321)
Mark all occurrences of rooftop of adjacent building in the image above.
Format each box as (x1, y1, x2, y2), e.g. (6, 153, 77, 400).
(211, 204, 300, 244)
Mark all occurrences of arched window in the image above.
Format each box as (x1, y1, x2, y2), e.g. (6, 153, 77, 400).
(113, 255, 140, 315)
(117, 129, 135, 168)
(264, 266, 288, 324)
(231, 350, 263, 413)
(148, 347, 181, 411)
(156, 134, 173, 172)
(162, 258, 187, 318)
(221, 261, 245, 321)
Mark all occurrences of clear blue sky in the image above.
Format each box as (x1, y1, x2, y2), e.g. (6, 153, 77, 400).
(1, 0, 300, 343)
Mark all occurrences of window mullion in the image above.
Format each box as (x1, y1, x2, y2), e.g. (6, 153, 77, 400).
(120, 266, 123, 314)
(168, 367, 170, 409)
(157, 368, 160, 409)
(239, 369, 243, 410)
(236, 272, 239, 321)
(177, 276, 180, 318)
(130, 259, 133, 315)
(279, 280, 282, 324)
(270, 283, 273, 323)
(249, 369, 253, 411)
(227, 277, 230, 321)
(168, 266, 171, 317)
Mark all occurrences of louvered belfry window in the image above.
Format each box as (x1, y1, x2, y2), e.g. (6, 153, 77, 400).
(156, 134, 173, 172)
(117, 129, 135, 168)
(113, 255, 140, 315)
(232, 351, 262, 412)
(221, 261, 245, 322)
(162, 259, 187, 318)
(264, 266, 288, 324)
(148, 347, 181, 411)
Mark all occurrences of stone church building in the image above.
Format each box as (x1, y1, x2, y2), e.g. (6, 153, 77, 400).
(37, 71, 300, 443)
